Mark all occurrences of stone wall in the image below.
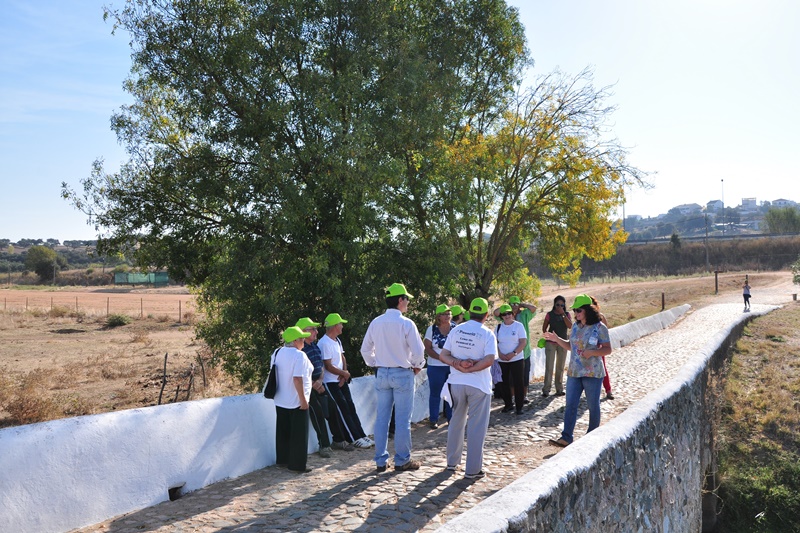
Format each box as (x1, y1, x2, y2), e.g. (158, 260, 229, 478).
(439, 309, 758, 533)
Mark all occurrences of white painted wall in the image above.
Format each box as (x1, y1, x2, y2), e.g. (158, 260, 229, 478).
(0, 307, 687, 533)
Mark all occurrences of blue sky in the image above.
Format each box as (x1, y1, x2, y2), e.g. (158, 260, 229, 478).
(1, 0, 798, 242)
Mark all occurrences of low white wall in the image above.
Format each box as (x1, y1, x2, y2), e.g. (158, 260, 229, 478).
(0, 306, 689, 533)
(0, 371, 427, 533)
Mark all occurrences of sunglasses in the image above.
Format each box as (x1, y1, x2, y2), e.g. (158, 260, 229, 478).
(573, 308, 585, 314)
(556, 304, 565, 308)
(500, 312, 513, 317)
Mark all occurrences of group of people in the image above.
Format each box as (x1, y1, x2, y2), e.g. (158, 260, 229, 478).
(271, 312, 376, 473)
(269, 283, 614, 476)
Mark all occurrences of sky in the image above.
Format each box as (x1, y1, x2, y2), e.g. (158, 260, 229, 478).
(1, 0, 798, 242)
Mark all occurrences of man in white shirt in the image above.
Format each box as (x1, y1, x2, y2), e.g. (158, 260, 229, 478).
(319, 312, 373, 449)
(437, 297, 498, 480)
(361, 283, 426, 472)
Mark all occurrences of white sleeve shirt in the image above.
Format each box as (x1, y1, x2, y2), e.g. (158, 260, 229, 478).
(360, 309, 426, 369)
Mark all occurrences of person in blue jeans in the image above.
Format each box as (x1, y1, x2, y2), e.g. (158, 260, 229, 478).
(544, 294, 612, 447)
(360, 283, 426, 472)
(423, 304, 454, 428)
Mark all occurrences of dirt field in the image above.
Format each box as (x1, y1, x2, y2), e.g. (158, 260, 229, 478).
(0, 271, 796, 429)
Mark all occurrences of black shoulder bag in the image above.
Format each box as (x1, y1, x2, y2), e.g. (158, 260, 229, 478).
(263, 348, 280, 399)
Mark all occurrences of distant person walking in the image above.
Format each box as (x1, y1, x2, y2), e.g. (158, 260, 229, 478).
(743, 280, 751, 311)
(546, 294, 612, 448)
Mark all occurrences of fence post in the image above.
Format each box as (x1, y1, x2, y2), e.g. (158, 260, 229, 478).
(662, 292, 665, 311)
(107, 297, 110, 316)
(140, 298, 143, 319)
(75, 296, 78, 313)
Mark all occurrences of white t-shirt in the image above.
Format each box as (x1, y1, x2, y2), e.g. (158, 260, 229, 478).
(424, 324, 452, 367)
(442, 320, 498, 395)
(319, 334, 345, 384)
(495, 320, 527, 362)
(272, 345, 313, 409)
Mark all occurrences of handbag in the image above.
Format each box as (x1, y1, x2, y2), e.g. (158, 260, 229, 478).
(263, 348, 280, 399)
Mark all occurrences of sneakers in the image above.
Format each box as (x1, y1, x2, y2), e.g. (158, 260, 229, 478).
(318, 447, 332, 458)
(354, 437, 373, 449)
(541, 392, 549, 398)
(429, 419, 439, 429)
(331, 441, 355, 452)
(605, 393, 615, 400)
(445, 465, 457, 472)
(549, 438, 570, 448)
(376, 464, 387, 473)
(394, 459, 421, 471)
(501, 406, 514, 413)
(555, 391, 566, 397)
(464, 470, 485, 480)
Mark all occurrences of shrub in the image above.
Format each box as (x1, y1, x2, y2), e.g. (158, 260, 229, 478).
(49, 306, 71, 318)
(106, 314, 132, 328)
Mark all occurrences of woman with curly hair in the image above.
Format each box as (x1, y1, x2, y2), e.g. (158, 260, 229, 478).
(545, 294, 612, 447)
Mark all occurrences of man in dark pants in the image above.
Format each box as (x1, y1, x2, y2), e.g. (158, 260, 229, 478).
(296, 317, 347, 457)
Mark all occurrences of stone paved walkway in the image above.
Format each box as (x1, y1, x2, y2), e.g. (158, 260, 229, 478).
(75, 293, 792, 532)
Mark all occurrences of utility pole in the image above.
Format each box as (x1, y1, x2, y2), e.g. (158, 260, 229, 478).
(704, 213, 710, 271)
(721, 178, 725, 237)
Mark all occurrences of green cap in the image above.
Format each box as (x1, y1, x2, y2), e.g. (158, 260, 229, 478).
(464, 310, 471, 320)
(324, 313, 348, 327)
(469, 297, 489, 314)
(295, 317, 321, 330)
(283, 326, 311, 343)
(385, 282, 413, 298)
(509, 296, 521, 304)
(450, 304, 465, 316)
(537, 337, 547, 349)
(570, 294, 593, 309)
(435, 304, 451, 315)
(497, 304, 513, 315)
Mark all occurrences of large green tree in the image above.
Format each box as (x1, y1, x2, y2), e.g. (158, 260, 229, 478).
(64, 0, 529, 387)
(390, 69, 646, 302)
(24, 245, 68, 282)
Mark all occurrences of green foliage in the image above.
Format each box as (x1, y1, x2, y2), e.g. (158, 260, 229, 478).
(423, 69, 647, 297)
(764, 207, 800, 234)
(63, 0, 531, 388)
(106, 314, 132, 328)
(792, 256, 800, 285)
(24, 245, 68, 282)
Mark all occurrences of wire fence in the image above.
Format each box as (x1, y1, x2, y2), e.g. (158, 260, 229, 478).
(0, 293, 196, 323)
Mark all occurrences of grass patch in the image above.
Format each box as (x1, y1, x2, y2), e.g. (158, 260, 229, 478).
(717, 304, 800, 532)
(106, 313, 132, 328)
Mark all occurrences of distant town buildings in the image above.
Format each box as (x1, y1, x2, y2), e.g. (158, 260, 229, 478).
(626, 196, 798, 240)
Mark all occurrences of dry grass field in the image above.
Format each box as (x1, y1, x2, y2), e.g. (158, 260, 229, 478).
(0, 271, 796, 429)
(0, 287, 241, 428)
